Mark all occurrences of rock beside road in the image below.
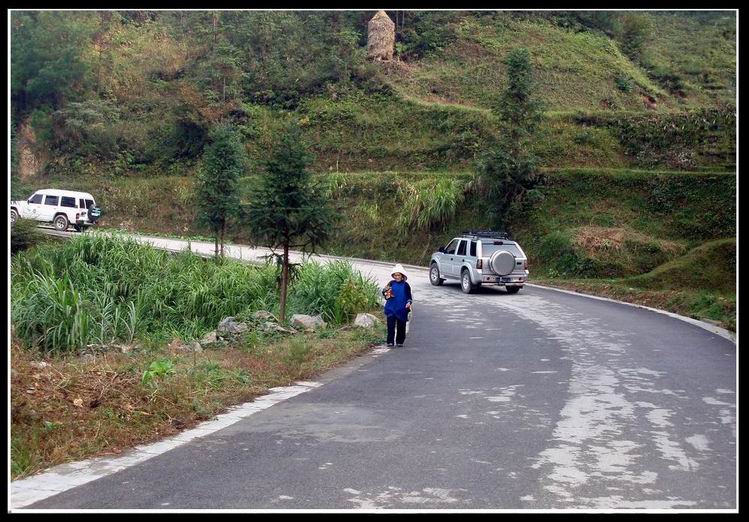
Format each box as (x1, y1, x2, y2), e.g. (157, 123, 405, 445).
(354, 313, 380, 328)
(291, 314, 327, 331)
(217, 317, 249, 339)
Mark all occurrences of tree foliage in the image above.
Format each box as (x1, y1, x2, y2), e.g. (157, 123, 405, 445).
(617, 13, 652, 62)
(478, 48, 543, 229)
(195, 124, 247, 257)
(244, 121, 336, 321)
(11, 12, 99, 115)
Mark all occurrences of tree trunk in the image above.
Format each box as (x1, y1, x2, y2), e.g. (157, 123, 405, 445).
(214, 230, 219, 258)
(279, 240, 289, 322)
(220, 222, 225, 257)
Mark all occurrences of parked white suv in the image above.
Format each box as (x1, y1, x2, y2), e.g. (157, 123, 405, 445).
(429, 230, 529, 294)
(10, 189, 101, 232)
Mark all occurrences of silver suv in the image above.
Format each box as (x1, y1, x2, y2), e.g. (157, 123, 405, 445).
(429, 231, 529, 294)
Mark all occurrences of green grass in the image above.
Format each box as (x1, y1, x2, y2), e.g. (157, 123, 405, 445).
(11, 234, 380, 354)
(386, 16, 667, 113)
(626, 238, 735, 293)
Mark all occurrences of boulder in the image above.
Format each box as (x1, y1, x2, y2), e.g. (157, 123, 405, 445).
(29, 361, 49, 370)
(200, 330, 218, 344)
(354, 313, 380, 328)
(217, 317, 249, 339)
(252, 311, 278, 323)
(291, 314, 327, 331)
(261, 322, 298, 335)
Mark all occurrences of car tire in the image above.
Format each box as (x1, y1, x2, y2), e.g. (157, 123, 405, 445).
(506, 286, 521, 294)
(54, 214, 69, 231)
(430, 263, 444, 286)
(461, 269, 476, 294)
(11, 209, 18, 225)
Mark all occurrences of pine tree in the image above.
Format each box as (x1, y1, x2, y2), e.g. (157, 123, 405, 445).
(195, 124, 246, 257)
(245, 121, 335, 322)
(477, 47, 542, 230)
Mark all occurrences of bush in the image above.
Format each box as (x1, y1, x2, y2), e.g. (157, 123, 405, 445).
(396, 178, 466, 232)
(614, 72, 634, 93)
(289, 260, 380, 324)
(11, 219, 46, 254)
(617, 13, 652, 62)
(11, 234, 380, 353)
(535, 230, 600, 277)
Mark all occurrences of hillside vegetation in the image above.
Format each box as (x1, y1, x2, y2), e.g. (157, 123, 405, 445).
(11, 10, 736, 330)
(11, 10, 736, 179)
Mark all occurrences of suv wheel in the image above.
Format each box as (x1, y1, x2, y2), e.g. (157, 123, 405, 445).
(54, 214, 69, 231)
(429, 263, 444, 286)
(506, 286, 521, 294)
(461, 269, 476, 294)
(11, 209, 18, 225)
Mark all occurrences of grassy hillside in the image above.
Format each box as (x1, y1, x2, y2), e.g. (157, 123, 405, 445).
(11, 10, 736, 178)
(10, 11, 736, 330)
(384, 13, 736, 112)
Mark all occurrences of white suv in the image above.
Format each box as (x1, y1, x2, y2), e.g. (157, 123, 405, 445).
(10, 189, 101, 232)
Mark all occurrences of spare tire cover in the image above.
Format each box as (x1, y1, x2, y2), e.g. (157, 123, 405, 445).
(490, 250, 516, 276)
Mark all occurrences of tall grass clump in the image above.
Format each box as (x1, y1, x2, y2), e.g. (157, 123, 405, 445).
(11, 234, 380, 353)
(289, 260, 380, 324)
(396, 178, 466, 232)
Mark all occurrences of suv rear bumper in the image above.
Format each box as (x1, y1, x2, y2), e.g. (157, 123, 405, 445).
(479, 274, 527, 284)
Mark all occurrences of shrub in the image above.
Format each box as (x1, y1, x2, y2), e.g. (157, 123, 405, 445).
(617, 13, 652, 62)
(11, 234, 379, 353)
(11, 219, 46, 254)
(289, 260, 380, 324)
(614, 72, 634, 93)
(535, 230, 600, 277)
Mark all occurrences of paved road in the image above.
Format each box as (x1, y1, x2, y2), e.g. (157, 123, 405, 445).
(22, 233, 737, 509)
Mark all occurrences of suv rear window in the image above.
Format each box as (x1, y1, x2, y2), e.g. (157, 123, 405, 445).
(481, 241, 524, 258)
(44, 195, 59, 206)
(85, 199, 95, 209)
(470, 241, 477, 257)
(61, 196, 76, 208)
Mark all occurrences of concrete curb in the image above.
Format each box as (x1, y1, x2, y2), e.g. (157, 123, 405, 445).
(10, 381, 324, 510)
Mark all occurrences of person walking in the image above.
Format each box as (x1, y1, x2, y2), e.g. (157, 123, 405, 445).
(382, 264, 413, 347)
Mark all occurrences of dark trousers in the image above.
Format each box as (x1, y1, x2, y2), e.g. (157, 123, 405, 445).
(386, 315, 407, 345)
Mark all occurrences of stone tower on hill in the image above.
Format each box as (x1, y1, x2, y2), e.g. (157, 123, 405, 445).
(367, 10, 395, 61)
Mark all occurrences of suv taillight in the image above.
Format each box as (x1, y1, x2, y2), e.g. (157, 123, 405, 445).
(524, 259, 528, 270)
(476, 259, 483, 269)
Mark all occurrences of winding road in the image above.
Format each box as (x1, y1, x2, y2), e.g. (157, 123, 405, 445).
(12, 232, 737, 510)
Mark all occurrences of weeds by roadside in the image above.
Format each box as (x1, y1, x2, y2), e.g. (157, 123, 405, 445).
(11, 324, 383, 480)
(11, 234, 380, 353)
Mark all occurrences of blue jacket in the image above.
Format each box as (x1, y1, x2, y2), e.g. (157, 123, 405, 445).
(383, 280, 413, 322)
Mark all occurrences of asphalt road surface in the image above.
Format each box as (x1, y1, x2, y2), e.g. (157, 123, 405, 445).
(23, 233, 736, 509)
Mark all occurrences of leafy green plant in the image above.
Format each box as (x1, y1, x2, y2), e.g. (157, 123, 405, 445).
(614, 72, 634, 93)
(141, 358, 175, 386)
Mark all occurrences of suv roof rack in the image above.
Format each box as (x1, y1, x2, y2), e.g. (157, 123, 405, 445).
(462, 230, 511, 240)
